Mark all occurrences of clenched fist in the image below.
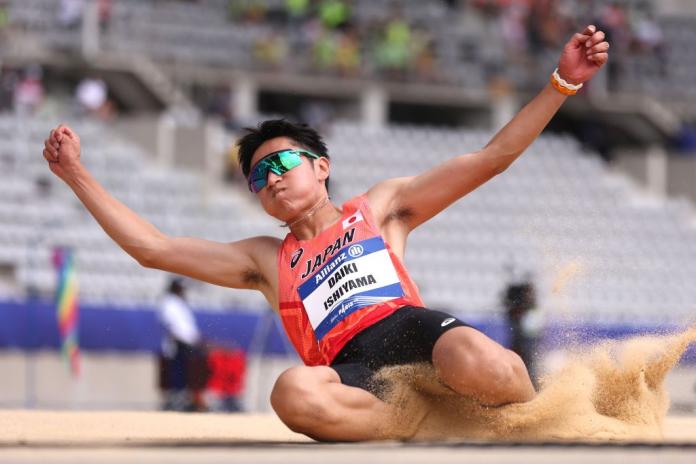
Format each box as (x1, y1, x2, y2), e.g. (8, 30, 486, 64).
(558, 25, 610, 86)
(43, 125, 82, 183)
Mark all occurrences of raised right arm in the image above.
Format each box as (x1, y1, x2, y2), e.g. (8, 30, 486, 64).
(43, 125, 279, 296)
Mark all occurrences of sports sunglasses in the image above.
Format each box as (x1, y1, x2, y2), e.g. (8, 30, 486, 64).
(247, 149, 320, 193)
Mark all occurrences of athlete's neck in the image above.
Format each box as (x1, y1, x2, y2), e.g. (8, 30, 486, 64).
(286, 196, 342, 240)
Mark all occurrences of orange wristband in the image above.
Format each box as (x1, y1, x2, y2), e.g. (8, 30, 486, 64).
(550, 68, 583, 96)
(550, 74, 578, 96)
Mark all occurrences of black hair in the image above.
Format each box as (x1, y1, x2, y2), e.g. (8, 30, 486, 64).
(236, 119, 330, 190)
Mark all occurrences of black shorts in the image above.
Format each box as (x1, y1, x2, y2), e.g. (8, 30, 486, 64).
(330, 306, 469, 395)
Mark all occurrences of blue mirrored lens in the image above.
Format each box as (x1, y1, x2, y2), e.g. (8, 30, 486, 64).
(248, 150, 306, 192)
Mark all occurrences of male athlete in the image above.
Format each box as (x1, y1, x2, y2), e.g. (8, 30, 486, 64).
(43, 25, 609, 441)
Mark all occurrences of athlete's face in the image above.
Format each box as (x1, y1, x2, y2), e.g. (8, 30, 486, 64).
(249, 137, 330, 221)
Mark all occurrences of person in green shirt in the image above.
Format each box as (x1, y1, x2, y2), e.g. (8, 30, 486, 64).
(319, 0, 350, 30)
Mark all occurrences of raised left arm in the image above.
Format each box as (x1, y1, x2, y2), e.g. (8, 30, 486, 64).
(369, 25, 609, 232)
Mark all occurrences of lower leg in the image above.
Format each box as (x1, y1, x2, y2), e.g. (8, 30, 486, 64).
(432, 327, 535, 406)
(271, 366, 415, 441)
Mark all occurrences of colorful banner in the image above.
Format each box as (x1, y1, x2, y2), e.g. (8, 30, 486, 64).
(53, 247, 80, 376)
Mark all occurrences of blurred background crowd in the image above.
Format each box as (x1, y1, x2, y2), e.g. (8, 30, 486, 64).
(0, 0, 695, 413)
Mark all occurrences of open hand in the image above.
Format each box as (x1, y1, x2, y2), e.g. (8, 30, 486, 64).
(43, 124, 82, 182)
(558, 25, 610, 85)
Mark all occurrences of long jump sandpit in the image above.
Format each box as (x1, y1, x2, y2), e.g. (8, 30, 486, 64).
(1, 410, 696, 464)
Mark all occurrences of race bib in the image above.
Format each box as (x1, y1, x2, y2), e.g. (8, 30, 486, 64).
(298, 236, 404, 340)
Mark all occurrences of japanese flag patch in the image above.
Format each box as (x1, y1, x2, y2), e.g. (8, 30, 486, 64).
(342, 211, 364, 229)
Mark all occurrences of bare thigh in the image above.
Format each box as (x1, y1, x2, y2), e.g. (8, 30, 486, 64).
(431, 326, 535, 405)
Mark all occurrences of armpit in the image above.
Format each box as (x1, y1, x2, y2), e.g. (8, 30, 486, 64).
(242, 268, 268, 287)
(383, 207, 414, 226)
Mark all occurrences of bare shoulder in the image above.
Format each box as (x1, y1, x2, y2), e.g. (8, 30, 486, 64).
(365, 178, 414, 257)
(236, 235, 283, 272)
(365, 177, 413, 227)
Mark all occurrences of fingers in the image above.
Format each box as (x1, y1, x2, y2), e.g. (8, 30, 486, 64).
(58, 124, 77, 141)
(43, 147, 58, 164)
(45, 126, 65, 162)
(582, 25, 597, 36)
(585, 28, 609, 63)
(49, 128, 61, 144)
(44, 134, 58, 157)
(570, 25, 596, 46)
(587, 41, 610, 60)
(571, 25, 607, 49)
(589, 52, 609, 65)
(570, 25, 609, 64)
(585, 29, 606, 48)
(48, 124, 76, 144)
(587, 41, 610, 54)
(571, 32, 592, 47)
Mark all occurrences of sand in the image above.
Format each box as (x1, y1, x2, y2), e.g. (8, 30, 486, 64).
(1, 327, 694, 446)
(378, 325, 696, 441)
(1, 410, 695, 447)
(0, 411, 309, 445)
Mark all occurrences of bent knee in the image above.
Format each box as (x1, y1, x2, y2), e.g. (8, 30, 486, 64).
(451, 345, 516, 384)
(483, 353, 519, 386)
(271, 367, 340, 434)
(270, 367, 315, 420)
(470, 351, 534, 403)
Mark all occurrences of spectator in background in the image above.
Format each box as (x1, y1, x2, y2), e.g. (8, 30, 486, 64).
(503, 277, 542, 384)
(253, 31, 290, 70)
(633, 10, 663, 53)
(14, 65, 44, 116)
(284, 0, 312, 49)
(285, 0, 310, 25)
(526, 0, 563, 56)
(375, 9, 412, 78)
(599, 1, 629, 43)
(411, 29, 437, 82)
(312, 29, 338, 72)
(471, 0, 499, 18)
(228, 0, 267, 23)
(157, 277, 206, 411)
(597, 1, 629, 91)
(318, 0, 351, 30)
(75, 76, 115, 120)
(0, 67, 19, 112)
(58, 0, 85, 29)
(0, 1, 9, 37)
(632, 8, 666, 76)
(335, 26, 361, 77)
(500, 2, 529, 60)
(97, 0, 112, 31)
(205, 342, 247, 412)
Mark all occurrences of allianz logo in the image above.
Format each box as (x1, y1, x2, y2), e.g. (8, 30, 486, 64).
(348, 244, 364, 258)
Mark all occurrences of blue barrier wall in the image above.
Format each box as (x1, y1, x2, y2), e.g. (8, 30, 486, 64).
(1, 299, 694, 363)
(0, 299, 290, 355)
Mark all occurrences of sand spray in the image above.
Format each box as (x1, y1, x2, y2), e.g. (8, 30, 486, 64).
(378, 325, 696, 441)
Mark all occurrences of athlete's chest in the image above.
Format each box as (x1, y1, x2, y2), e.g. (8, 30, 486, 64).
(287, 221, 406, 282)
(282, 221, 404, 332)
(293, 227, 359, 280)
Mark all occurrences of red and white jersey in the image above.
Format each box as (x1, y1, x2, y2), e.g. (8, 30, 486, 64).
(277, 195, 424, 366)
